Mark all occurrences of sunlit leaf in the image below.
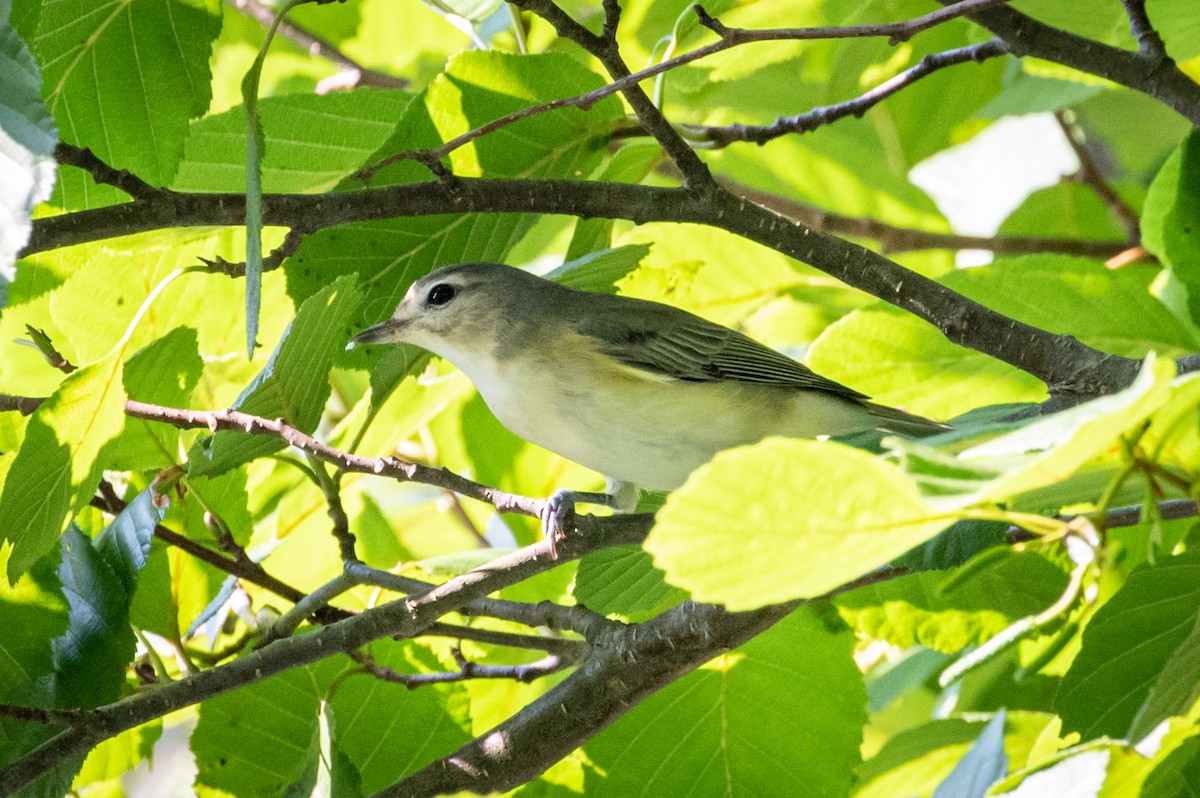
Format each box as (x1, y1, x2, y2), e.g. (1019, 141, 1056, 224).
(647, 439, 951, 609)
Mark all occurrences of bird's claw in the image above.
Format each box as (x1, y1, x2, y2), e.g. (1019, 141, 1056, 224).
(541, 489, 577, 560)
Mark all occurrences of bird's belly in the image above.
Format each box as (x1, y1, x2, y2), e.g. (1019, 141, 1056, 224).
(472, 361, 875, 492)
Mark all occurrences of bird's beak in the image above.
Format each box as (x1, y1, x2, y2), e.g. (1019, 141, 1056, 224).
(346, 318, 409, 350)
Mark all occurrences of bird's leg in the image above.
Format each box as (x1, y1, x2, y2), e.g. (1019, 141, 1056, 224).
(541, 480, 640, 559)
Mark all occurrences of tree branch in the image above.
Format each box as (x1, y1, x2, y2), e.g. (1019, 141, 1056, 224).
(693, 39, 1010, 147)
(381, 564, 908, 797)
(1054, 111, 1141, 244)
(510, 0, 714, 188)
(1118, 0, 1168, 60)
(226, 0, 409, 90)
(959, 2, 1200, 127)
(22, 179, 1149, 396)
(54, 143, 162, 199)
(0, 511, 650, 793)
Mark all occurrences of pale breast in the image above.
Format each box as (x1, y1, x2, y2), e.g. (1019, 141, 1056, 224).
(467, 353, 871, 491)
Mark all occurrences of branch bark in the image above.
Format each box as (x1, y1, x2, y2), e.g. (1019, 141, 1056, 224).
(24, 179, 1146, 396)
(960, 2, 1200, 127)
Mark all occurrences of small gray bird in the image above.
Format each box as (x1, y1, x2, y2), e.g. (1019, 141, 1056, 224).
(350, 262, 944, 551)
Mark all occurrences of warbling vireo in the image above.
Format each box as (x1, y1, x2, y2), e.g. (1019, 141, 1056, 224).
(350, 262, 944, 551)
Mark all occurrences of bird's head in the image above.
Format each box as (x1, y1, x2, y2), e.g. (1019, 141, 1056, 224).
(348, 263, 537, 362)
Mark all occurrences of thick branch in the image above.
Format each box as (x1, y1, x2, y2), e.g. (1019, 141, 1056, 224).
(24, 180, 1147, 395)
(380, 600, 795, 797)
(0, 513, 650, 793)
(383, 564, 905, 797)
(962, 3, 1200, 127)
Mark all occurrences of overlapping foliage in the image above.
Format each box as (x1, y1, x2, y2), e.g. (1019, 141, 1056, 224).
(1, 0, 1200, 796)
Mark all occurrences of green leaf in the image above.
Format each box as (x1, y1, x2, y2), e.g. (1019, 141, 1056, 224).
(931, 709, 1007, 798)
(856, 713, 1055, 798)
(1151, 0, 1200, 61)
(192, 663, 330, 797)
(1129, 608, 1200, 742)
(112, 327, 203, 471)
(942, 255, 1200, 357)
(998, 183, 1131, 243)
(584, 608, 865, 798)
(0, 351, 126, 580)
(94, 485, 166, 599)
(573, 545, 687, 619)
(287, 50, 620, 323)
(646, 439, 950, 609)
(565, 142, 662, 260)
(53, 525, 137, 708)
(73, 721, 162, 795)
(172, 89, 412, 194)
(991, 748, 1109, 796)
(1142, 130, 1200, 326)
(835, 551, 1069, 653)
(808, 307, 1047, 420)
(0, 19, 57, 276)
(189, 275, 362, 477)
(979, 68, 1104, 118)
(31, 0, 221, 208)
(544, 245, 652, 294)
(1057, 554, 1200, 741)
(889, 358, 1190, 511)
(328, 641, 471, 793)
(0, 553, 69, 766)
(127, 546, 180, 642)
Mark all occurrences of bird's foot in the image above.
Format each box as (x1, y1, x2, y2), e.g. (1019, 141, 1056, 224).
(541, 489, 620, 560)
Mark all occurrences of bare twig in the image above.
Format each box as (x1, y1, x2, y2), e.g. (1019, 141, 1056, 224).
(423, 624, 585, 656)
(226, 0, 409, 90)
(1118, 0, 1169, 60)
(694, 0, 1012, 46)
(362, 0, 1015, 182)
(354, 649, 573, 686)
(55, 143, 161, 199)
(1054, 112, 1141, 244)
(199, 227, 309, 278)
(307, 456, 359, 562)
(0, 508, 650, 793)
(694, 39, 1009, 147)
(119, 399, 542, 517)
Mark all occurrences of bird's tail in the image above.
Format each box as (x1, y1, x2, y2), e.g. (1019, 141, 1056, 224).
(864, 401, 949, 438)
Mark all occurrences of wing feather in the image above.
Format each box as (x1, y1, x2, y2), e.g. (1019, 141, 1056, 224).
(576, 301, 868, 401)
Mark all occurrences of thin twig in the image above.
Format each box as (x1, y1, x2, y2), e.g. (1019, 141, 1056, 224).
(1118, 0, 1169, 60)
(1053, 111, 1141, 244)
(308, 455, 359, 562)
(226, 0, 409, 89)
(118, 399, 542, 517)
(54, 143, 161, 199)
(353, 649, 572, 686)
(694, 39, 1009, 147)
(694, 0, 1013, 46)
(360, 0, 1016, 181)
(199, 227, 309, 278)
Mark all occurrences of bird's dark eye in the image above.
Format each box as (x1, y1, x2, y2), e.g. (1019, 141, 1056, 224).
(426, 283, 457, 306)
